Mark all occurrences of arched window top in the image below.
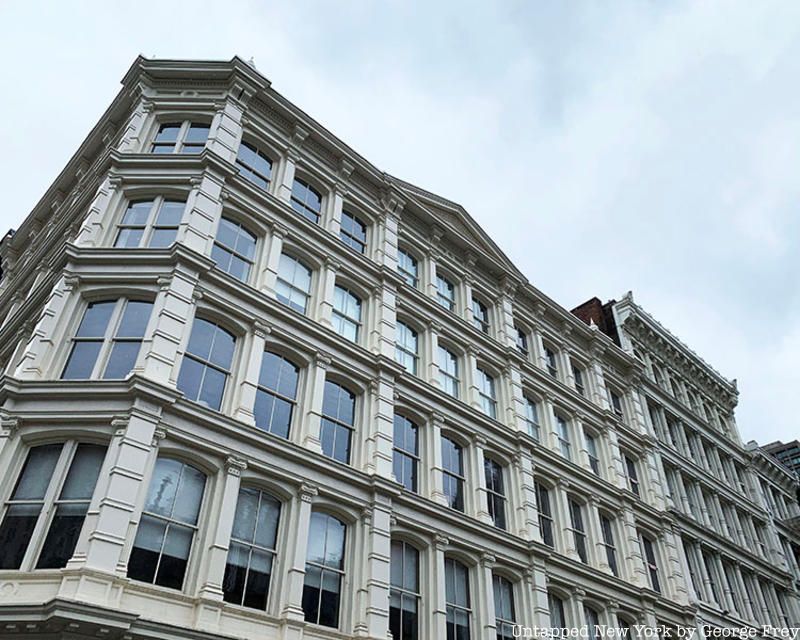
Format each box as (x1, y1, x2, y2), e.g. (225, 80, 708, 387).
(212, 216, 257, 282)
(236, 139, 274, 190)
(307, 511, 346, 570)
(276, 253, 313, 315)
(150, 120, 210, 154)
(435, 271, 456, 311)
(340, 209, 368, 254)
(322, 380, 356, 425)
(291, 177, 323, 223)
(143, 457, 207, 526)
(397, 247, 419, 288)
(114, 197, 186, 249)
(444, 556, 471, 606)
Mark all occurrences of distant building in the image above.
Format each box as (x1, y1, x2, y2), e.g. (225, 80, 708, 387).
(0, 56, 797, 640)
(762, 441, 800, 478)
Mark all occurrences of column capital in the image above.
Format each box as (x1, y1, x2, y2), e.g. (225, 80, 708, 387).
(480, 552, 496, 568)
(434, 535, 449, 550)
(225, 456, 248, 476)
(252, 320, 271, 339)
(0, 414, 21, 438)
(430, 412, 445, 427)
(314, 351, 332, 369)
(324, 256, 341, 271)
(299, 482, 318, 503)
(269, 221, 289, 239)
(152, 427, 167, 447)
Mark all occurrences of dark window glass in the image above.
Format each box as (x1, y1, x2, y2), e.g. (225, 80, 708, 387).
(438, 346, 459, 398)
(600, 515, 618, 576)
(211, 217, 257, 282)
(148, 200, 184, 247)
(290, 178, 322, 223)
(436, 275, 455, 311)
(393, 415, 418, 492)
(442, 437, 464, 512)
(536, 482, 553, 547)
(340, 211, 367, 253)
(493, 574, 516, 640)
(397, 250, 418, 288)
(585, 431, 600, 475)
(390, 540, 419, 640)
(303, 512, 346, 628)
(127, 458, 206, 590)
(572, 365, 585, 395)
(114, 199, 184, 248)
(320, 381, 356, 464)
(236, 141, 273, 190)
(395, 322, 418, 374)
(275, 253, 312, 314)
(484, 458, 506, 530)
(545, 346, 558, 377)
(62, 301, 115, 379)
(150, 123, 181, 153)
(471, 298, 489, 333)
(103, 300, 153, 379)
(584, 606, 601, 640)
(515, 328, 528, 356)
(445, 557, 471, 640)
(254, 351, 299, 438)
(181, 124, 210, 153)
(177, 319, 236, 411)
(115, 200, 152, 248)
(0, 444, 63, 569)
(223, 487, 281, 609)
(36, 444, 106, 568)
(641, 534, 661, 592)
(569, 499, 587, 563)
(549, 593, 566, 628)
(476, 368, 497, 419)
(625, 455, 640, 497)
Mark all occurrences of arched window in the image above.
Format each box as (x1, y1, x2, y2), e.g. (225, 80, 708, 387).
(475, 367, 497, 419)
(340, 211, 367, 253)
(177, 318, 236, 411)
(150, 121, 209, 154)
(555, 414, 571, 460)
(436, 274, 455, 311)
(212, 217, 257, 282)
(544, 345, 558, 378)
(236, 141, 273, 190)
(0, 442, 106, 570)
(303, 512, 346, 628)
(397, 249, 418, 288)
(535, 481, 554, 547)
(548, 592, 566, 628)
(484, 457, 506, 530)
(624, 454, 640, 497)
(493, 574, 516, 640)
(395, 322, 418, 375)
(524, 396, 541, 442)
(332, 285, 362, 342)
(569, 498, 588, 563)
(438, 346, 459, 398)
(584, 605, 600, 640)
(392, 414, 418, 493)
(471, 297, 489, 334)
(639, 532, 661, 592)
(115, 198, 185, 248)
(290, 178, 322, 223)
(223, 486, 281, 609)
(445, 557, 471, 640)
(276, 253, 312, 314)
(254, 351, 299, 438)
(572, 363, 585, 396)
(127, 457, 206, 590)
(599, 513, 618, 576)
(390, 540, 419, 640)
(515, 327, 529, 356)
(321, 380, 356, 464)
(584, 429, 600, 475)
(441, 436, 465, 512)
(62, 298, 153, 380)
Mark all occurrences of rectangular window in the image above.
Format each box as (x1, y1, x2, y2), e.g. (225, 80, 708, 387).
(536, 482, 554, 547)
(515, 328, 528, 356)
(320, 381, 356, 464)
(544, 346, 558, 378)
(624, 455, 640, 497)
(585, 431, 600, 475)
(572, 365, 585, 396)
(115, 198, 185, 249)
(392, 415, 418, 493)
(640, 534, 661, 593)
(556, 414, 571, 460)
(397, 250, 418, 288)
(390, 540, 419, 640)
(476, 367, 497, 419)
(395, 321, 419, 375)
(471, 297, 489, 334)
(436, 275, 455, 311)
(438, 346, 459, 398)
(484, 458, 506, 530)
(569, 499, 587, 563)
(339, 211, 367, 254)
(524, 397, 541, 442)
(332, 285, 362, 343)
(442, 437, 465, 512)
(600, 515, 618, 576)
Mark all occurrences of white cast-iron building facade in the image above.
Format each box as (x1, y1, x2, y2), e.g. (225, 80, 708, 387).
(0, 57, 796, 640)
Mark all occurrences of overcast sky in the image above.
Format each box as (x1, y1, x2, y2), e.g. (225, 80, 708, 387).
(1, 1, 797, 446)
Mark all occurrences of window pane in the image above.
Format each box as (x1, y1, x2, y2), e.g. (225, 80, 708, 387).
(254, 493, 280, 549)
(122, 201, 153, 225)
(12, 444, 62, 499)
(145, 458, 182, 517)
(231, 487, 259, 542)
(115, 228, 144, 248)
(154, 124, 181, 142)
(173, 464, 206, 525)
(186, 319, 216, 361)
(36, 501, 90, 568)
(103, 341, 141, 379)
(60, 444, 105, 500)
(157, 200, 185, 226)
(199, 366, 227, 410)
(149, 228, 177, 248)
(0, 504, 42, 569)
(127, 515, 166, 583)
(76, 301, 115, 338)
(62, 341, 103, 379)
(117, 301, 152, 338)
(184, 124, 210, 144)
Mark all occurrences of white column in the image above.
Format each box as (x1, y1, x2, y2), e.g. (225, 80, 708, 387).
(465, 346, 481, 411)
(661, 521, 688, 604)
(429, 413, 447, 506)
(370, 280, 397, 359)
(461, 273, 475, 325)
(280, 483, 317, 621)
(478, 553, 498, 640)
(316, 257, 339, 328)
(368, 369, 395, 479)
(531, 560, 551, 627)
(497, 279, 518, 349)
(233, 323, 268, 426)
(514, 448, 540, 541)
(260, 223, 288, 297)
(73, 174, 119, 247)
(426, 321, 442, 387)
(327, 184, 346, 238)
(554, 479, 578, 560)
(206, 92, 249, 164)
(471, 436, 492, 525)
(361, 495, 393, 639)
(117, 95, 152, 153)
(177, 170, 226, 256)
(431, 536, 449, 639)
(619, 502, 647, 587)
(587, 498, 607, 572)
(300, 352, 330, 453)
(277, 127, 309, 203)
(197, 457, 246, 600)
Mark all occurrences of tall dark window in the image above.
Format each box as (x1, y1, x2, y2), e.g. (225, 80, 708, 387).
(177, 318, 235, 411)
(254, 351, 299, 438)
(476, 367, 497, 419)
(584, 606, 600, 640)
(393, 415, 419, 492)
(62, 299, 153, 380)
(436, 274, 456, 311)
(536, 482, 554, 547)
(438, 346, 460, 398)
(390, 540, 419, 640)
(493, 574, 516, 640)
(115, 198, 185, 248)
(525, 397, 541, 442)
(572, 365, 585, 396)
(0, 443, 105, 570)
(600, 514, 618, 576)
(236, 141, 273, 189)
(640, 533, 661, 592)
(223, 487, 281, 609)
(585, 431, 600, 475)
(608, 388, 624, 418)
(303, 512, 346, 628)
(515, 328, 528, 356)
(128, 458, 206, 590)
(320, 381, 356, 464)
(395, 321, 419, 374)
(442, 437, 465, 512)
(276, 253, 312, 314)
(332, 285, 362, 342)
(150, 121, 209, 153)
(549, 592, 566, 628)
(397, 250, 418, 288)
(569, 499, 587, 563)
(445, 557, 471, 640)
(211, 217, 257, 282)
(624, 455, 640, 497)
(290, 178, 322, 223)
(340, 211, 367, 253)
(484, 457, 506, 530)
(544, 346, 558, 377)
(471, 297, 489, 333)
(556, 414, 571, 460)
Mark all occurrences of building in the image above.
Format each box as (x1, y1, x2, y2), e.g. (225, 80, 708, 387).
(0, 56, 796, 640)
(760, 441, 800, 480)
